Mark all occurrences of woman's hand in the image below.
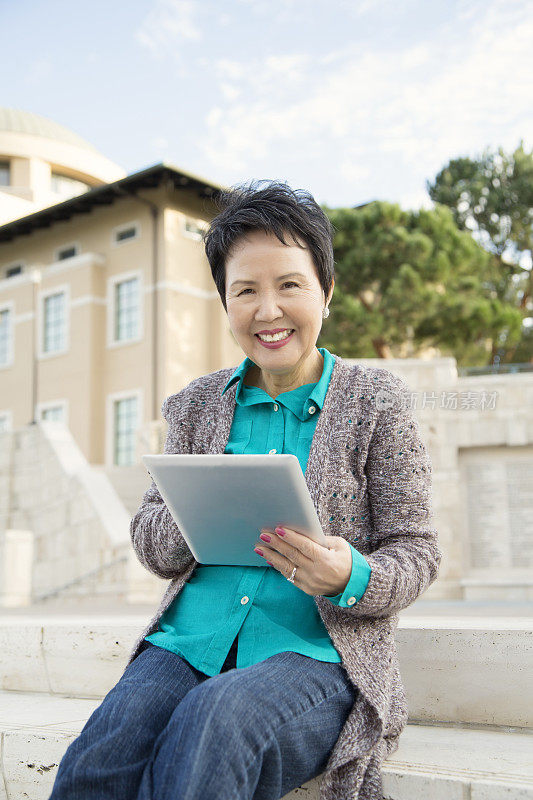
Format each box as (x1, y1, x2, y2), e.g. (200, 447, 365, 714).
(253, 526, 352, 597)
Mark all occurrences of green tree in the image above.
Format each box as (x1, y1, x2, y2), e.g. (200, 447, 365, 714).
(427, 140, 533, 363)
(317, 201, 522, 367)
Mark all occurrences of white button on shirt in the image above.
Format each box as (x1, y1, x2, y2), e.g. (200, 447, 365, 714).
(273, 403, 279, 411)
(269, 448, 277, 455)
(347, 597, 356, 605)
(308, 406, 316, 414)
(241, 596, 249, 605)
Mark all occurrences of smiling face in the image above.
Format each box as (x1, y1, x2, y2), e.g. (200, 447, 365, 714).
(225, 228, 334, 395)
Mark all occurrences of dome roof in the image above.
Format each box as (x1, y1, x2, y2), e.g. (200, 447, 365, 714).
(0, 107, 100, 153)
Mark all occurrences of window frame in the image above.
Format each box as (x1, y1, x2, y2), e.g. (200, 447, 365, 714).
(1, 260, 27, 282)
(0, 159, 10, 187)
(37, 283, 70, 359)
(181, 214, 208, 241)
(111, 220, 141, 247)
(106, 388, 143, 467)
(106, 269, 144, 348)
(53, 242, 81, 262)
(0, 300, 14, 369)
(36, 399, 69, 427)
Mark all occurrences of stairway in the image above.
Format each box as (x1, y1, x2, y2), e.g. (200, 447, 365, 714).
(93, 464, 152, 518)
(0, 608, 532, 799)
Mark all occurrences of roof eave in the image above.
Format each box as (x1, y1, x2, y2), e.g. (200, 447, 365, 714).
(0, 162, 227, 243)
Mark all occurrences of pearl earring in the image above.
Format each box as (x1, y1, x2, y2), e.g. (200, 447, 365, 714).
(323, 306, 330, 319)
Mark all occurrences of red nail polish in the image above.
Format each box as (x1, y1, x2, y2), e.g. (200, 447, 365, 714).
(254, 548, 264, 556)
(275, 526, 286, 536)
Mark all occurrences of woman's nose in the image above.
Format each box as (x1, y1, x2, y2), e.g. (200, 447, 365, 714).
(254, 297, 284, 317)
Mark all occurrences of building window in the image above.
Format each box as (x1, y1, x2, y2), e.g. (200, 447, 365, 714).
(56, 244, 79, 261)
(114, 277, 139, 341)
(113, 396, 138, 466)
(113, 222, 139, 245)
(0, 308, 11, 365)
(5, 264, 22, 279)
(0, 161, 9, 186)
(37, 400, 68, 425)
(116, 227, 136, 242)
(50, 172, 90, 198)
(107, 272, 143, 348)
(184, 216, 207, 240)
(41, 406, 65, 423)
(43, 292, 66, 353)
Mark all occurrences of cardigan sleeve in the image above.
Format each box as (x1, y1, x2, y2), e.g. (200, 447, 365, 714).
(129, 392, 195, 580)
(322, 544, 371, 606)
(339, 371, 442, 618)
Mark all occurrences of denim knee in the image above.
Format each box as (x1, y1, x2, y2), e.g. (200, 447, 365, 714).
(89, 646, 197, 737)
(174, 671, 275, 750)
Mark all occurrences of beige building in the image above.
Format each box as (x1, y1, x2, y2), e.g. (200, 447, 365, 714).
(0, 108, 245, 466)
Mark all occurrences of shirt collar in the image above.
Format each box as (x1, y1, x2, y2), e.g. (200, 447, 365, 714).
(221, 347, 335, 421)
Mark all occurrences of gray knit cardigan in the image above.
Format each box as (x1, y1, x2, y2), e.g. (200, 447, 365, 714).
(127, 352, 442, 800)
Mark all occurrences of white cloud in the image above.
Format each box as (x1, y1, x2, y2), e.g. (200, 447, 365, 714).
(211, 53, 310, 103)
(220, 83, 242, 101)
(198, 0, 533, 189)
(401, 44, 431, 70)
(235, 0, 301, 18)
(344, 0, 398, 16)
(215, 59, 249, 82)
(136, 0, 202, 54)
(205, 107, 223, 127)
(397, 188, 435, 212)
(337, 159, 372, 184)
(261, 54, 311, 84)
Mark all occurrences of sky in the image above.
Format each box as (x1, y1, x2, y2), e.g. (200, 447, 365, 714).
(1, 0, 532, 211)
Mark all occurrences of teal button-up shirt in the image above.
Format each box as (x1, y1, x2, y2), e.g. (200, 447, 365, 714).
(144, 347, 371, 675)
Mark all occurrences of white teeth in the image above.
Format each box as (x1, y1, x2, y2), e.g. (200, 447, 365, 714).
(257, 329, 293, 342)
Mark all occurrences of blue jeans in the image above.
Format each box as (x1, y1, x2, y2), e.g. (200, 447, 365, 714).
(48, 637, 358, 800)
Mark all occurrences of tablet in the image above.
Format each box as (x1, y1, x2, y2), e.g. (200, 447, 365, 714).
(142, 453, 330, 567)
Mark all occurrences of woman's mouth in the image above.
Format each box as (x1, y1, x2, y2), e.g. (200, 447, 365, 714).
(254, 329, 295, 349)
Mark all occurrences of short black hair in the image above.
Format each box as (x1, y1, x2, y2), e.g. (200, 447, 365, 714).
(203, 179, 335, 312)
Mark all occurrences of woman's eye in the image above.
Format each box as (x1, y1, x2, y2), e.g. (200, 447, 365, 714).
(237, 282, 298, 297)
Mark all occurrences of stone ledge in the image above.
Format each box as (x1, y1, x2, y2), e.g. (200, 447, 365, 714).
(1, 693, 532, 800)
(1, 613, 531, 727)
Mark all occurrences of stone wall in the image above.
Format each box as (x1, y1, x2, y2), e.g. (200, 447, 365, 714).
(0, 422, 135, 606)
(351, 357, 533, 600)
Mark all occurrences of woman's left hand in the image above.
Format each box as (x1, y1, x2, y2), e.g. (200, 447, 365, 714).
(253, 526, 352, 596)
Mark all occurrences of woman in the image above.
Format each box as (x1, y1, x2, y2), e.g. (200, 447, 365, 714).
(49, 180, 441, 800)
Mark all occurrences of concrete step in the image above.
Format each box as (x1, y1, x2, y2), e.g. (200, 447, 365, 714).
(5, 598, 532, 617)
(1, 690, 532, 800)
(0, 613, 531, 728)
